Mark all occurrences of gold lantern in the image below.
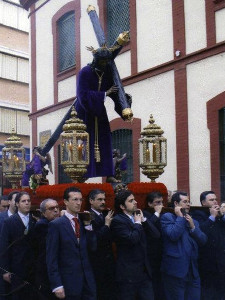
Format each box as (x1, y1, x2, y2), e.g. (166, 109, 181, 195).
(2, 128, 26, 188)
(139, 114, 167, 182)
(60, 107, 89, 182)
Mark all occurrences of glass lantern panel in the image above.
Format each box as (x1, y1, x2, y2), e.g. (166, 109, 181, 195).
(146, 141, 151, 164)
(139, 140, 143, 164)
(13, 150, 24, 171)
(160, 141, 167, 164)
(77, 138, 87, 161)
(62, 138, 73, 162)
(3, 150, 11, 172)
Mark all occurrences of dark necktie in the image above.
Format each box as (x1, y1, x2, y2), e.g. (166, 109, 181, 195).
(73, 217, 80, 239)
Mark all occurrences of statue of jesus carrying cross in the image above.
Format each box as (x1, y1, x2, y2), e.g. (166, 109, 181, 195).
(74, 5, 133, 180)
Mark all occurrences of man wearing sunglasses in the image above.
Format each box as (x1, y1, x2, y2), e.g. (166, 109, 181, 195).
(34, 199, 60, 300)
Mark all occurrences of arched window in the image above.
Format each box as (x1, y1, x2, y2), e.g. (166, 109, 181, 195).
(112, 129, 133, 183)
(106, 0, 130, 45)
(57, 11, 75, 72)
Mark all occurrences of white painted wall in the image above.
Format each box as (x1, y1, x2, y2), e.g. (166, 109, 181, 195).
(35, 0, 70, 110)
(187, 53, 225, 203)
(215, 8, 225, 43)
(136, 0, 174, 72)
(115, 51, 131, 79)
(58, 75, 76, 102)
(106, 70, 177, 190)
(184, 0, 207, 54)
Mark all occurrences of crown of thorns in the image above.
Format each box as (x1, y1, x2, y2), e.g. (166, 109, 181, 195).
(86, 43, 120, 60)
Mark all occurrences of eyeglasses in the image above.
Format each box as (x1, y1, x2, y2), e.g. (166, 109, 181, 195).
(46, 206, 59, 211)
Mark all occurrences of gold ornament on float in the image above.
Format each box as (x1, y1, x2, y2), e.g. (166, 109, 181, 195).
(2, 128, 26, 188)
(60, 107, 89, 182)
(139, 115, 167, 182)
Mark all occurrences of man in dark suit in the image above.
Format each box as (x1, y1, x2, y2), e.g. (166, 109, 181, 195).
(0, 191, 19, 230)
(46, 187, 97, 300)
(34, 198, 60, 300)
(0, 191, 37, 300)
(0, 191, 19, 300)
(111, 189, 160, 300)
(88, 189, 116, 300)
(192, 191, 225, 300)
(144, 191, 164, 300)
(161, 191, 207, 300)
(0, 196, 9, 213)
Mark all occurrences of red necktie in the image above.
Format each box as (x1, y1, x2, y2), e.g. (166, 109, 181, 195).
(73, 217, 80, 239)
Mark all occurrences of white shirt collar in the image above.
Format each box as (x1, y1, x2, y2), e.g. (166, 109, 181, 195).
(7, 210, 13, 217)
(91, 208, 102, 216)
(124, 212, 133, 220)
(18, 211, 29, 219)
(65, 211, 78, 221)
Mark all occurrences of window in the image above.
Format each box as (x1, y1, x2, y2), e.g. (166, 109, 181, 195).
(0, 54, 29, 83)
(57, 12, 75, 72)
(106, 0, 130, 45)
(219, 108, 225, 199)
(112, 129, 133, 183)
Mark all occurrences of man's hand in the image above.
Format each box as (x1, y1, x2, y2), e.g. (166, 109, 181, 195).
(210, 205, 220, 218)
(82, 211, 92, 226)
(154, 204, 163, 214)
(3, 272, 11, 283)
(185, 214, 195, 230)
(106, 85, 119, 96)
(105, 210, 114, 227)
(174, 207, 183, 217)
(54, 287, 65, 299)
(134, 209, 142, 223)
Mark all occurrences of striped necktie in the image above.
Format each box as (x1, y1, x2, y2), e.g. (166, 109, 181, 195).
(73, 217, 80, 239)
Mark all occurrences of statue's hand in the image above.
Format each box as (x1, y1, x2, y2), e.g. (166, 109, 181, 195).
(106, 85, 119, 96)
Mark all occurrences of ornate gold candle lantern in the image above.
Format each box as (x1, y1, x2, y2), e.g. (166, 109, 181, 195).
(2, 128, 26, 188)
(60, 107, 89, 182)
(139, 115, 167, 182)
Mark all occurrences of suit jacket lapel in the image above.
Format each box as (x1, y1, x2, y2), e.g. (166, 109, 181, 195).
(121, 213, 135, 226)
(14, 213, 26, 229)
(62, 215, 79, 245)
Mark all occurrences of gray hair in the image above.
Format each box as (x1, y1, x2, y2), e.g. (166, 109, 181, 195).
(40, 198, 56, 213)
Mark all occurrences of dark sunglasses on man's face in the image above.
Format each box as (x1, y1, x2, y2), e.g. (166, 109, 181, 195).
(46, 206, 59, 211)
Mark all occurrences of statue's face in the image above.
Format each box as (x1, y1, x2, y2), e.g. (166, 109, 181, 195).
(96, 58, 110, 71)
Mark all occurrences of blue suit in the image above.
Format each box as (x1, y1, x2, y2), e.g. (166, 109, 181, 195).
(160, 213, 207, 300)
(0, 211, 10, 300)
(0, 213, 36, 300)
(143, 210, 164, 300)
(0, 211, 9, 232)
(111, 213, 160, 300)
(192, 210, 225, 300)
(46, 215, 97, 300)
(34, 217, 56, 300)
(88, 210, 116, 300)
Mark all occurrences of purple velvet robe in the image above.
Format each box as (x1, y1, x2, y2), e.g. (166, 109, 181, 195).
(75, 65, 122, 178)
(21, 154, 42, 186)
